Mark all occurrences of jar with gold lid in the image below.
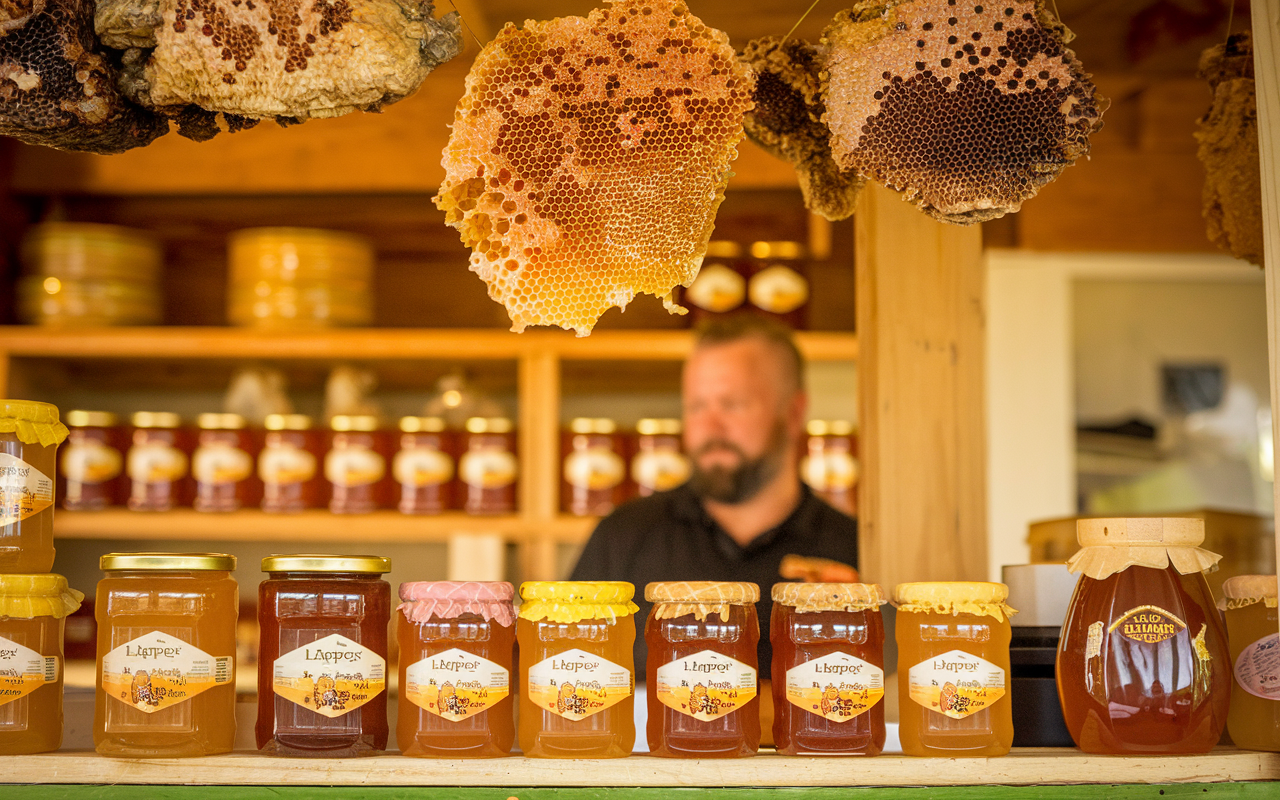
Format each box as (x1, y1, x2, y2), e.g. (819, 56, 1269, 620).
(326, 416, 392, 514)
(745, 240, 809, 329)
(61, 410, 126, 511)
(0, 573, 83, 754)
(683, 241, 746, 323)
(395, 416, 455, 514)
(193, 413, 258, 513)
(0, 401, 68, 573)
(631, 418, 689, 498)
(126, 412, 192, 512)
(260, 414, 324, 513)
(1220, 574, 1279, 751)
(562, 418, 627, 516)
(460, 417, 517, 515)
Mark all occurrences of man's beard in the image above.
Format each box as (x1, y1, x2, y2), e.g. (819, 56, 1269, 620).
(687, 420, 789, 504)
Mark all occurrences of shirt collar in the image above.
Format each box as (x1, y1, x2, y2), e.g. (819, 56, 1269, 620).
(672, 482, 817, 558)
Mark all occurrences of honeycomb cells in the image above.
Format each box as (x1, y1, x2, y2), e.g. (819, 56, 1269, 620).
(822, 0, 1105, 223)
(435, 0, 755, 335)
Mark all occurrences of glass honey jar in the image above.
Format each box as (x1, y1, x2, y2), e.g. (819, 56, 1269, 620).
(0, 574, 83, 754)
(631, 418, 689, 497)
(326, 416, 393, 514)
(397, 580, 515, 757)
(94, 553, 238, 757)
(801, 420, 858, 516)
(126, 412, 192, 512)
(257, 554, 391, 757)
(61, 410, 126, 511)
(1221, 575, 1280, 751)
(895, 582, 1015, 757)
(562, 418, 628, 517)
(645, 581, 760, 758)
(193, 413, 257, 513)
(1057, 518, 1229, 755)
(460, 417, 518, 515)
(395, 416, 456, 515)
(0, 400, 68, 574)
(260, 414, 324, 513)
(771, 582, 886, 756)
(517, 581, 637, 758)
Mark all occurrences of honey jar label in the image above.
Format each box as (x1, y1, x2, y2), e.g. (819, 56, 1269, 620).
(526, 648, 632, 720)
(685, 263, 746, 313)
(1085, 621, 1104, 660)
(908, 649, 1006, 720)
(784, 652, 883, 722)
(459, 449, 518, 490)
(1110, 605, 1186, 645)
(324, 447, 386, 487)
(404, 646, 509, 721)
(62, 440, 123, 485)
(564, 448, 626, 491)
(127, 442, 188, 484)
(1234, 633, 1280, 700)
(0, 453, 54, 527)
(654, 649, 757, 721)
(631, 450, 690, 492)
(101, 631, 233, 713)
(748, 265, 809, 314)
(259, 443, 317, 484)
(273, 633, 386, 718)
(393, 447, 455, 488)
(0, 635, 58, 707)
(193, 444, 253, 486)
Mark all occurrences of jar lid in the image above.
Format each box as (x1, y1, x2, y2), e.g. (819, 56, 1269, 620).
(646, 581, 759, 622)
(773, 582, 886, 613)
(66, 410, 119, 428)
(466, 417, 513, 434)
(400, 416, 446, 433)
(330, 415, 380, 432)
(569, 417, 617, 435)
(1218, 574, 1278, 610)
(265, 414, 313, 431)
(101, 552, 237, 571)
(1068, 518, 1222, 580)
(749, 240, 805, 260)
(806, 420, 855, 437)
(197, 413, 246, 430)
(262, 554, 391, 573)
(704, 240, 742, 259)
(398, 581, 515, 626)
(0, 574, 84, 619)
(0, 400, 69, 447)
(518, 581, 638, 623)
(636, 418, 681, 436)
(132, 411, 182, 429)
(893, 582, 1017, 622)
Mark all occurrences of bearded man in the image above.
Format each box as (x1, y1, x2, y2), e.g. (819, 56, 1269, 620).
(568, 314, 859, 679)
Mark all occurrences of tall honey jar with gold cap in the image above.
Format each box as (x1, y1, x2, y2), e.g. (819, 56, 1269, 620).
(517, 581, 637, 758)
(0, 400, 68, 573)
(1219, 574, 1278, 751)
(771, 582, 886, 755)
(0, 573, 83, 754)
(644, 581, 760, 758)
(1056, 518, 1229, 754)
(894, 582, 1015, 757)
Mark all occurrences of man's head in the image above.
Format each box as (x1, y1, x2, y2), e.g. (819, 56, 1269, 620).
(682, 315, 807, 504)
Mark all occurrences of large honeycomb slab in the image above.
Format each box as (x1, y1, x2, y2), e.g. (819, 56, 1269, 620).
(435, 0, 754, 335)
(822, 0, 1105, 223)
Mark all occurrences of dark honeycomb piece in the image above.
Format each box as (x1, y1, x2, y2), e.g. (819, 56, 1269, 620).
(822, 0, 1106, 223)
(740, 36, 864, 221)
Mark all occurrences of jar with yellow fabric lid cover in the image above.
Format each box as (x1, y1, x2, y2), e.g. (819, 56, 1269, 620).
(0, 400, 69, 574)
(1219, 574, 1278, 751)
(0, 574, 83, 754)
(517, 581, 637, 758)
(894, 582, 1015, 757)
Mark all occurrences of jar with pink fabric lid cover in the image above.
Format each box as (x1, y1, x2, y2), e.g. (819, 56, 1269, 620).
(396, 581, 516, 757)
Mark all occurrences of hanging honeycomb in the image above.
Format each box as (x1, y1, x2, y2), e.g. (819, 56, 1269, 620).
(741, 36, 863, 221)
(435, 0, 755, 335)
(821, 0, 1105, 224)
(1195, 33, 1262, 267)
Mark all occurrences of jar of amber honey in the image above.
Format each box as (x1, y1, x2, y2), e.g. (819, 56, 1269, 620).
(0, 401, 67, 574)
(61, 410, 126, 511)
(395, 416, 455, 514)
(326, 416, 392, 514)
(801, 420, 857, 516)
(895, 582, 1015, 757)
(260, 414, 324, 513)
(1221, 575, 1279, 752)
(94, 553, 238, 757)
(193, 413, 257, 513)
(397, 581, 515, 757)
(0, 574, 83, 754)
(460, 417, 517, 515)
(645, 581, 760, 758)
(631, 418, 689, 498)
(126, 412, 191, 512)
(257, 554, 391, 757)
(562, 418, 627, 517)
(517, 581, 637, 758)
(1057, 518, 1229, 755)
(771, 582, 886, 755)
(745, 240, 810, 329)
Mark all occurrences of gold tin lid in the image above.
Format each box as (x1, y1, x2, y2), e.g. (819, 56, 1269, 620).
(66, 410, 119, 428)
(265, 414, 313, 431)
(400, 416, 446, 433)
(1219, 574, 1278, 610)
(0, 574, 84, 619)
(704, 240, 742, 259)
(466, 417, 513, 434)
(773, 582, 886, 613)
(636, 418, 681, 436)
(197, 413, 247, 430)
(330, 415, 380, 432)
(893, 581, 1017, 622)
(0, 400, 69, 447)
(806, 420, 829, 436)
(132, 411, 182, 429)
(101, 552, 237, 571)
(569, 417, 617, 435)
(749, 240, 805, 260)
(261, 554, 391, 573)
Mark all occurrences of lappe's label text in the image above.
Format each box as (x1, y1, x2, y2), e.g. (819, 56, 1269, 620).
(526, 648, 631, 721)
(908, 649, 1005, 720)
(273, 633, 385, 718)
(655, 649, 756, 722)
(785, 652, 883, 722)
(404, 647, 509, 721)
(101, 631, 232, 713)
(0, 453, 53, 527)
(0, 635, 58, 707)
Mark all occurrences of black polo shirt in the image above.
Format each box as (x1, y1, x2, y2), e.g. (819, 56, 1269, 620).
(568, 482, 858, 680)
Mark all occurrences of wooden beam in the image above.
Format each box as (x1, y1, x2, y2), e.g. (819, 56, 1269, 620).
(855, 184, 987, 588)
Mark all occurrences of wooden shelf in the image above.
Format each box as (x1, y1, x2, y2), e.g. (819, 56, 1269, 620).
(54, 510, 595, 544)
(3, 749, 1276, 788)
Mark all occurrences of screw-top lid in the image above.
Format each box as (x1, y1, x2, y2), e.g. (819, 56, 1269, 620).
(704, 240, 742, 259)
(265, 414, 313, 431)
(1068, 518, 1222, 580)
(1218, 574, 1278, 611)
(131, 411, 182, 429)
(466, 417, 513, 434)
(101, 552, 236, 571)
(636, 418, 681, 436)
(65, 410, 119, 428)
(197, 413, 246, 430)
(400, 416, 446, 433)
(518, 581, 637, 623)
(773, 582, 886, 613)
(261, 554, 391, 573)
(330, 415, 380, 432)
(569, 417, 617, 435)
(749, 240, 805, 260)
(0, 400, 69, 447)
(893, 582, 1017, 622)
(0, 574, 84, 619)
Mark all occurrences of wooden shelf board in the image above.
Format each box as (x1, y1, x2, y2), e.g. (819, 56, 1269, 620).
(54, 509, 595, 544)
(3, 748, 1275, 787)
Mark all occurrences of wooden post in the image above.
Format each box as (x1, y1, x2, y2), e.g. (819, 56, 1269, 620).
(855, 184, 987, 588)
(519, 347, 561, 580)
(1253, 0, 1280, 636)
